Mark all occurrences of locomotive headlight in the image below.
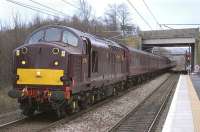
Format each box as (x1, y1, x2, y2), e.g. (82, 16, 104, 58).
(21, 60, 26, 65)
(54, 61, 59, 66)
(61, 51, 65, 57)
(16, 50, 20, 56)
(21, 47, 28, 54)
(52, 48, 59, 54)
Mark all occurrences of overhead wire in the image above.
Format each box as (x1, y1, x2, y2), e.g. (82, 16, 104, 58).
(6, 0, 62, 18)
(28, 0, 69, 17)
(7, 0, 163, 31)
(61, 0, 80, 10)
(142, 0, 161, 29)
(160, 24, 200, 25)
(126, 0, 152, 30)
(160, 24, 200, 29)
(162, 24, 174, 29)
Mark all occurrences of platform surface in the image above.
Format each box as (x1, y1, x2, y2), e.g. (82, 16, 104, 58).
(162, 75, 200, 132)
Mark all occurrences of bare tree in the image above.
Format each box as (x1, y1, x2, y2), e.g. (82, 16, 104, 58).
(117, 3, 132, 36)
(77, 0, 92, 32)
(104, 3, 119, 31)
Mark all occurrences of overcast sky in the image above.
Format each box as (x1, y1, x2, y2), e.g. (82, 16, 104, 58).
(0, 0, 200, 30)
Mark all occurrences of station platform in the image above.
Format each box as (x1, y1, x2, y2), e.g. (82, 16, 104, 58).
(162, 74, 200, 132)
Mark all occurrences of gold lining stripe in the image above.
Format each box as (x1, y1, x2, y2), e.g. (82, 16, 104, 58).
(17, 68, 64, 85)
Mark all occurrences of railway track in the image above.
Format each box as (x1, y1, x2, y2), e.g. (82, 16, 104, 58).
(109, 74, 179, 132)
(0, 88, 133, 132)
(0, 83, 141, 132)
(39, 77, 153, 132)
(0, 112, 58, 132)
(0, 118, 26, 128)
(0, 74, 174, 132)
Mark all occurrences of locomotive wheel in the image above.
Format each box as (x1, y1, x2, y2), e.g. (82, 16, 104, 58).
(90, 95, 95, 104)
(20, 99, 35, 117)
(71, 100, 80, 113)
(56, 107, 66, 119)
(22, 106, 35, 117)
(113, 88, 118, 96)
(119, 83, 124, 91)
(79, 94, 90, 109)
(95, 92, 100, 102)
(53, 101, 67, 118)
(80, 100, 89, 109)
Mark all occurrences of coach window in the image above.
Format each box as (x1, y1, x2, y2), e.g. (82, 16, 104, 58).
(63, 30, 78, 46)
(92, 50, 98, 73)
(28, 30, 44, 44)
(45, 28, 62, 42)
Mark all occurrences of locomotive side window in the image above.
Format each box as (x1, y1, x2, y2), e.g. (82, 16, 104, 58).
(28, 30, 44, 44)
(92, 50, 98, 73)
(45, 28, 61, 42)
(63, 31, 78, 46)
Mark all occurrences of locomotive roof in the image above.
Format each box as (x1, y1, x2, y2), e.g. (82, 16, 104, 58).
(127, 46, 164, 59)
(29, 25, 125, 49)
(29, 25, 167, 60)
(69, 28, 124, 49)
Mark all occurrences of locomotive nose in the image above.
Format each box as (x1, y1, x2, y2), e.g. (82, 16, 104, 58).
(14, 43, 68, 86)
(14, 43, 67, 68)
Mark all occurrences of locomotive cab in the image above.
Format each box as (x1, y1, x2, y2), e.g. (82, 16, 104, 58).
(9, 25, 89, 117)
(26, 26, 83, 52)
(12, 26, 84, 87)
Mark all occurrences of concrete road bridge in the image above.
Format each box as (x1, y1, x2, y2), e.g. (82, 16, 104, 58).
(141, 28, 200, 71)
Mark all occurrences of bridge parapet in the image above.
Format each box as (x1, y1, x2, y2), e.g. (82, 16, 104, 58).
(141, 28, 199, 40)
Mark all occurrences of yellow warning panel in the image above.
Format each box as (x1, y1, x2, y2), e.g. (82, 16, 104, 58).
(17, 68, 64, 85)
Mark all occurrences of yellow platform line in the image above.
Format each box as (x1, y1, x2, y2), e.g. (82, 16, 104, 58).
(187, 76, 200, 132)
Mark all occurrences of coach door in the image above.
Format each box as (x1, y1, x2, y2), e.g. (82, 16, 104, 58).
(82, 37, 92, 78)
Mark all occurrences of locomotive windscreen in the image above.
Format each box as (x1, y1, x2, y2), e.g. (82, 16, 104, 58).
(45, 28, 62, 42)
(28, 28, 62, 44)
(27, 27, 78, 47)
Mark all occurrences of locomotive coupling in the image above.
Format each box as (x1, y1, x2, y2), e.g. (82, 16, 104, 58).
(8, 88, 28, 98)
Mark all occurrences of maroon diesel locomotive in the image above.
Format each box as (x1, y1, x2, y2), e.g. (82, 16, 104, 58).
(8, 25, 173, 118)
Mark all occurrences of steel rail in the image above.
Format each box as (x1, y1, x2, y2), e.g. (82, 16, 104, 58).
(147, 75, 178, 132)
(0, 117, 26, 128)
(108, 74, 178, 132)
(38, 74, 171, 132)
(0, 74, 171, 132)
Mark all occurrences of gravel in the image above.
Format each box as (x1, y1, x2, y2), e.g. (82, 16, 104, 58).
(49, 73, 170, 132)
